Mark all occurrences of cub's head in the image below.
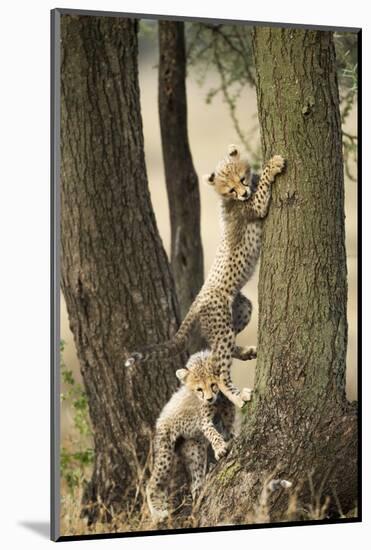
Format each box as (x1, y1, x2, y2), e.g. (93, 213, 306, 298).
(176, 351, 219, 404)
(204, 144, 252, 202)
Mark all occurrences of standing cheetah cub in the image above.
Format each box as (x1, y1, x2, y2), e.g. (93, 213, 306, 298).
(126, 145, 285, 408)
(147, 350, 247, 522)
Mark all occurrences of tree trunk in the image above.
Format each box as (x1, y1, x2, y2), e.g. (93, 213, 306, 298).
(60, 14, 184, 524)
(158, 21, 204, 319)
(196, 29, 358, 526)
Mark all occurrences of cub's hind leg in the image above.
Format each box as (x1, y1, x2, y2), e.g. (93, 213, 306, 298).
(232, 293, 252, 334)
(232, 293, 257, 361)
(147, 428, 174, 522)
(201, 305, 246, 408)
(212, 328, 253, 408)
(179, 438, 207, 500)
(199, 301, 250, 408)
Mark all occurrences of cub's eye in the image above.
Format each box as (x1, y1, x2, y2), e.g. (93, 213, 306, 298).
(240, 177, 249, 186)
(211, 384, 218, 392)
(229, 188, 235, 193)
(196, 388, 203, 393)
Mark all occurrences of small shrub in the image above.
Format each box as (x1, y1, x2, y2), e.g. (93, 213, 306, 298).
(60, 340, 94, 493)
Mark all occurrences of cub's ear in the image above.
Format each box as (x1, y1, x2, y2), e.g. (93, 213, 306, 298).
(176, 368, 189, 382)
(203, 172, 215, 186)
(228, 144, 240, 160)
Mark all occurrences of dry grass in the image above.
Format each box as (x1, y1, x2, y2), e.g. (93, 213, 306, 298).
(60, 478, 196, 536)
(60, 468, 357, 537)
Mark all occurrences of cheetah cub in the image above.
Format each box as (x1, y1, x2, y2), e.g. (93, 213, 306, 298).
(147, 350, 247, 522)
(127, 145, 285, 408)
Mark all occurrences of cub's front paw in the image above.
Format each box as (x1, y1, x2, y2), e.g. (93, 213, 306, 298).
(269, 155, 286, 176)
(241, 387, 253, 402)
(239, 346, 257, 361)
(235, 396, 246, 409)
(214, 442, 229, 461)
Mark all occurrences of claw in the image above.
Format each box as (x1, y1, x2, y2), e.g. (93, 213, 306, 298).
(215, 444, 229, 460)
(270, 155, 286, 175)
(241, 387, 253, 402)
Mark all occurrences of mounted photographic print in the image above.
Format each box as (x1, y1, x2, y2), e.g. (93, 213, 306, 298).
(51, 8, 361, 542)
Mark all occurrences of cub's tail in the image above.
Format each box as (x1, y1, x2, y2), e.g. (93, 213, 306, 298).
(124, 302, 198, 367)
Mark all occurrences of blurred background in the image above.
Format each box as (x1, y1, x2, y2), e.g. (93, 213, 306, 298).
(60, 23, 358, 443)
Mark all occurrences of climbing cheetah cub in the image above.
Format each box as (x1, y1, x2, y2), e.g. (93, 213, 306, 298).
(147, 350, 249, 522)
(127, 145, 285, 408)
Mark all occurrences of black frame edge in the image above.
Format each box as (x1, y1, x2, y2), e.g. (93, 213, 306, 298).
(56, 517, 361, 542)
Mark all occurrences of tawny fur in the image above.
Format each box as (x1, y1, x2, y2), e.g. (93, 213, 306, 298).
(146, 350, 248, 522)
(126, 145, 285, 408)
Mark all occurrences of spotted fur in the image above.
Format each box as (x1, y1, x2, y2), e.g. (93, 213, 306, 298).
(126, 145, 285, 408)
(146, 350, 245, 522)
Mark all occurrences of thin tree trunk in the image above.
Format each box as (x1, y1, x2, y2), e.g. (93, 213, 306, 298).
(158, 21, 204, 319)
(196, 29, 357, 526)
(60, 14, 184, 524)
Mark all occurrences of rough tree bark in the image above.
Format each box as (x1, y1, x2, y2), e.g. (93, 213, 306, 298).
(60, 15, 185, 524)
(158, 21, 204, 319)
(196, 29, 358, 526)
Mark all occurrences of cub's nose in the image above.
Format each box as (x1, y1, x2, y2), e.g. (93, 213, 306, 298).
(242, 190, 249, 199)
